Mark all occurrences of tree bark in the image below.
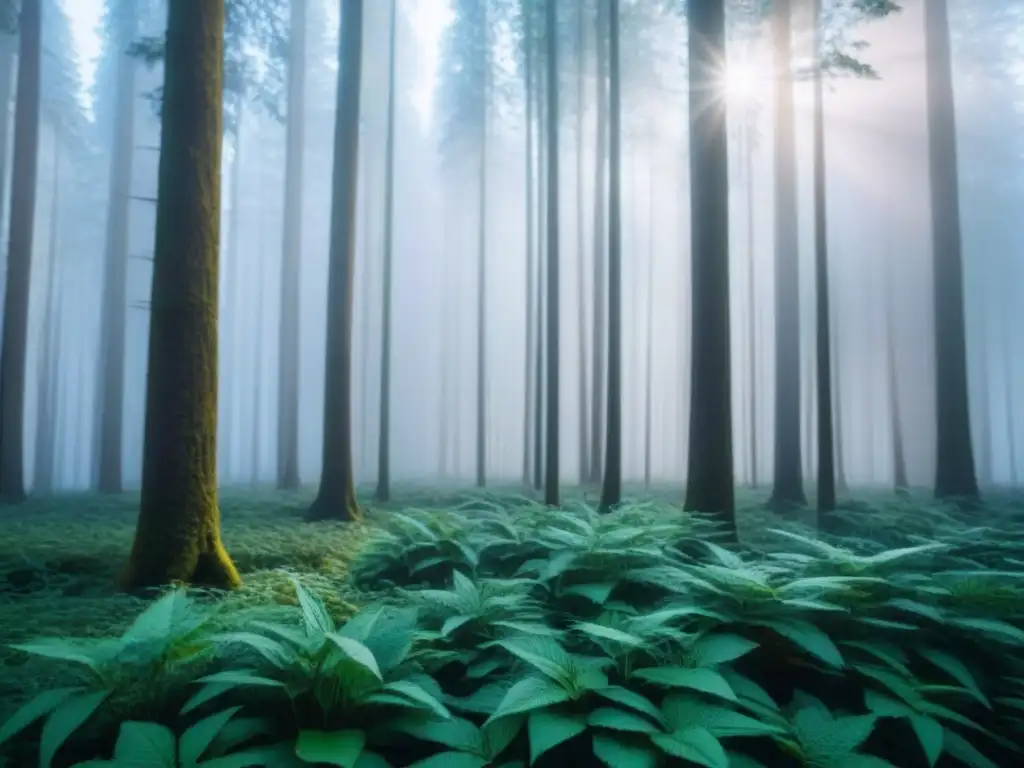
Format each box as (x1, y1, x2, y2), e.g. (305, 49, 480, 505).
(376, 0, 398, 503)
(543, 0, 560, 507)
(521, 0, 534, 488)
(575, 0, 589, 484)
(683, 0, 735, 536)
(307, 0, 363, 522)
(770, 0, 805, 507)
(123, 0, 239, 589)
(598, 0, 621, 513)
(0, 0, 42, 502)
(96, 1, 136, 494)
(0, 32, 15, 252)
(589, 0, 608, 485)
(745, 123, 758, 488)
(276, 0, 306, 490)
(643, 161, 654, 489)
(924, 0, 978, 500)
(475, 1, 490, 489)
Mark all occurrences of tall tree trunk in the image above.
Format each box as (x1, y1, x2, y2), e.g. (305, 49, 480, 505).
(475, 2, 490, 489)
(812, 0, 835, 515)
(34, 128, 60, 494)
(1003, 287, 1018, 486)
(522, 0, 534, 488)
(643, 161, 654, 489)
(308, 0, 364, 521)
(533, 59, 546, 492)
(589, 0, 608, 484)
(0, 0, 41, 502)
(276, 0, 306, 490)
(770, 0, 805, 507)
(745, 123, 758, 488)
(543, 0, 560, 507)
(124, 0, 239, 588)
(683, 0, 735, 535)
(976, 306, 992, 486)
(575, 0, 589, 484)
(96, 1, 136, 494)
(598, 0, 621, 513)
(358, 150, 373, 471)
(221, 108, 245, 482)
(925, 0, 977, 500)
(834, 319, 848, 493)
(0, 32, 16, 255)
(250, 229, 265, 486)
(885, 261, 907, 492)
(439, 190, 450, 479)
(376, 0, 398, 503)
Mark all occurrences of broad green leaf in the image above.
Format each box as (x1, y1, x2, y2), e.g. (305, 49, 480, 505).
(487, 677, 571, 722)
(0, 686, 82, 746)
(631, 667, 736, 701)
(111, 721, 177, 768)
(393, 716, 481, 752)
(651, 726, 728, 768)
(203, 741, 307, 768)
(442, 615, 475, 637)
(761, 620, 844, 668)
(295, 729, 366, 768)
(885, 599, 943, 624)
(592, 734, 659, 768)
(291, 578, 336, 634)
(408, 753, 488, 768)
(197, 670, 288, 690)
(9, 638, 115, 672)
(380, 681, 451, 719)
(793, 707, 876, 764)
(325, 635, 383, 680)
(494, 637, 573, 686)
(573, 622, 643, 648)
(917, 649, 989, 708)
(594, 686, 666, 726)
(949, 617, 1024, 645)
(179, 706, 241, 766)
(527, 710, 586, 763)
(214, 632, 295, 670)
(181, 684, 238, 715)
(481, 714, 525, 758)
(688, 634, 758, 667)
(561, 582, 616, 604)
(908, 714, 943, 767)
(40, 690, 110, 768)
(941, 730, 1000, 768)
(661, 695, 783, 738)
(587, 708, 660, 734)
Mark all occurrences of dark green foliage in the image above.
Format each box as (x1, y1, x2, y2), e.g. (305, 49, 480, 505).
(2, 490, 1022, 766)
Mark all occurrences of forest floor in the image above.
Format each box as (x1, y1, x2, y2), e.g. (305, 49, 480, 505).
(1, 484, 1022, 766)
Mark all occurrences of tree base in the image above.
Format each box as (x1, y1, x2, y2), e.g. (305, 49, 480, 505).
(121, 535, 241, 592)
(306, 490, 361, 522)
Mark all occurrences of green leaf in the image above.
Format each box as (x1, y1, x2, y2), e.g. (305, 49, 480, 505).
(688, 634, 758, 667)
(494, 637, 574, 685)
(393, 716, 481, 752)
(481, 714, 525, 759)
(179, 707, 241, 766)
(950, 617, 1024, 645)
(441, 616, 475, 637)
(353, 753, 394, 768)
(325, 635, 383, 680)
(661, 695, 783, 738)
(379, 681, 451, 719)
(197, 670, 288, 690)
(587, 708, 660, 734)
(942, 730, 1000, 768)
(527, 710, 586, 763)
(487, 677, 571, 722)
(561, 582, 617, 604)
(631, 667, 736, 701)
(594, 687, 666, 726)
(203, 741, 307, 768)
(573, 622, 643, 648)
(295, 729, 366, 768)
(761, 620, 844, 667)
(214, 632, 296, 670)
(917, 649, 989, 708)
(40, 690, 110, 768)
(408, 753, 488, 768)
(0, 687, 82, 746)
(111, 721, 177, 768)
(291, 578, 336, 634)
(592, 734, 659, 768)
(908, 714, 943, 767)
(651, 726, 728, 768)
(9, 638, 115, 672)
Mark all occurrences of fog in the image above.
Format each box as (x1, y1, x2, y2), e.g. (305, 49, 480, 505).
(3, 0, 1022, 496)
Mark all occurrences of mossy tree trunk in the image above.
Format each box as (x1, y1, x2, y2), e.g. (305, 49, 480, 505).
(0, 0, 42, 503)
(123, 0, 240, 590)
(276, 0, 306, 491)
(96, 0, 136, 494)
(683, 0, 736, 537)
(542, 0, 560, 508)
(308, 0, 363, 522)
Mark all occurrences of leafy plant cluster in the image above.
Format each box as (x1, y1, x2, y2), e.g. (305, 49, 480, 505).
(1, 497, 1023, 767)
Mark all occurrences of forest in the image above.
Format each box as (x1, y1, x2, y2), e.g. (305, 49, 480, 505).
(0, 0, 1022, 765)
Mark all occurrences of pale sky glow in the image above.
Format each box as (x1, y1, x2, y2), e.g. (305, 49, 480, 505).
(60, 0, 103, 115)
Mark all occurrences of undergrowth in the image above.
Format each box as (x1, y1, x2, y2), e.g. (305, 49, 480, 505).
(0, 486, 1022, 767)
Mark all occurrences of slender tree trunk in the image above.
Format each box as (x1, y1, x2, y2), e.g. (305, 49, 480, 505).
(1002, 288, 1018, 486)
(96, 4, 136, 494)
(834, 319, 848, 493)
(475, 3, 490, 489)
(770, 0, 805, 507)
(0, 0, 41, 502)
(885, 262, 907, 492)
(643, 161, 654, 489)
(745, 123, 758, 488)
(683, 0, 735, 535)
(221, 109, 245, 482)
(250, 227, 265, 486)
(307, 0, 363, 522)
(0, 33, 16, 259)
(598, 0, 621, 513)
(376, 0, 398, 503)
(589, 0, 608, 484)
(359, 150, 373, 471)
(543, 0, 560, 507)
(124, 0, 239, 589)
(276, 0, 306, 490)
(812, 0, 835, 516)
(522, 0, 534, 488)
(925, 0, 978, 500)
(439, 190, 450, 479)
(976, 306, 992, 486)
(34, 128, 60, 493)
(575, 0, 589, 484)
(533, 60, 545, 492)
